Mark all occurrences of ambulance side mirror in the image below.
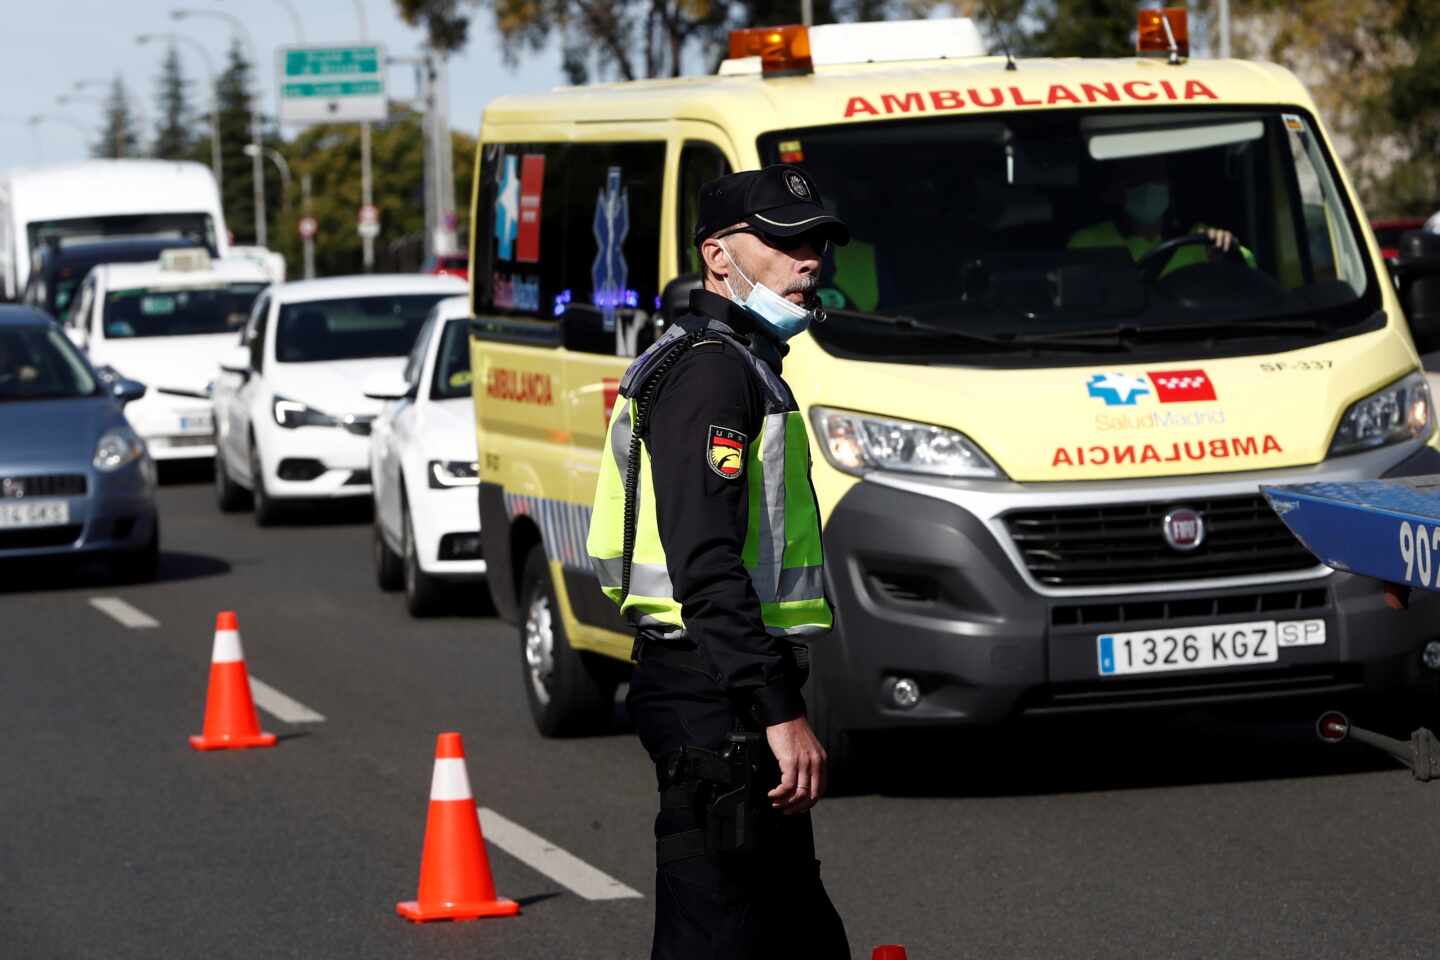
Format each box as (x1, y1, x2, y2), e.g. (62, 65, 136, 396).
(660, 272, 702, 326)
(1396, 230, 1440, 354)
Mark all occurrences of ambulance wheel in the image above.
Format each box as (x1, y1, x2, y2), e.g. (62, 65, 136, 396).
(519, 546, 615, 737)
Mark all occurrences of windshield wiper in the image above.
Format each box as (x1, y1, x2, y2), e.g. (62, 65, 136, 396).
(825, 309, 1129, 351)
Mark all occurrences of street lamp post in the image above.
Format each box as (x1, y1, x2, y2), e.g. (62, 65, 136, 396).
(171, 7, 266, 248)
(136, 32, 223, 190)
(244, 144, 291, 204)
(354, 0, 375, 272)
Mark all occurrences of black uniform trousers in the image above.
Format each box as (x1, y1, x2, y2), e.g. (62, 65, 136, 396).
(627, 642, 852, 960)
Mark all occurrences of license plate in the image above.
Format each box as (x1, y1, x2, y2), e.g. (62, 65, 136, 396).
(0, 499, 70, 529)
(1097, 618, 1326, 677)
(179, 413, 213, 433)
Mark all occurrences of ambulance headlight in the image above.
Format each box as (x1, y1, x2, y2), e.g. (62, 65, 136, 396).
(809, 407, 1005, 479)
(1329, 371, 1432, 456)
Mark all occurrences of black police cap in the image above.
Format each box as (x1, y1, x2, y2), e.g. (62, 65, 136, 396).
(693, 164, 850, 248)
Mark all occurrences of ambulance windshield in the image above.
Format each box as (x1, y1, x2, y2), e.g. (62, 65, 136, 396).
(761, 109, 1379, 363)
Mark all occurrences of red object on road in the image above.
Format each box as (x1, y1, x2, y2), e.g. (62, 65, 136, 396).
(873, 946, 909, 960)
(397, 732, 520, 922)
(189, 611, 277, 751)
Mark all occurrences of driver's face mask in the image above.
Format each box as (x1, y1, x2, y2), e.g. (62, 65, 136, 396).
(1124, 180, 1171, 224)
(720, 241, 814, 341)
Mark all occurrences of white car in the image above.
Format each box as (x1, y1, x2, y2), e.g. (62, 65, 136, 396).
(211, 273, 467, 524)
(63, 249, 270, 461)
(366, 295, 486, 615)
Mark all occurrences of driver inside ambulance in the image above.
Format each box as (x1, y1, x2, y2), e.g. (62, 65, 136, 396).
(1068, 155, 1256, 275)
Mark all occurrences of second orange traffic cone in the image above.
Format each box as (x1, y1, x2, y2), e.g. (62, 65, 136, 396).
(397, 732, 519, 922)
(188, 611, 276, 751)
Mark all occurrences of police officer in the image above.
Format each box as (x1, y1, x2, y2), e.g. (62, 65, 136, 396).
(587, 164, 851, 959)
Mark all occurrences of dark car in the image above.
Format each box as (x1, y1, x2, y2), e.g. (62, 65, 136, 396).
(0, 306, 158, 579)
(22, 236, 203, 326)
(1372, 217, 1427, 266)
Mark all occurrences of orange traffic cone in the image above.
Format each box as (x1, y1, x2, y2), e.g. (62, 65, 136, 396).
(873, 947, 909, 960)
(188, 611, 277, 751)
(397, 732, 519, 922)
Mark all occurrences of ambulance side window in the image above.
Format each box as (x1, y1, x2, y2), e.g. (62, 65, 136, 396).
(558, 141, 666, 357)
(678, 143, 730, 276)
(471, 142, 566, 326)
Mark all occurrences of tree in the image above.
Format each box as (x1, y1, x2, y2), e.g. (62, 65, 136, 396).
(397, 1, 946, 83)
(152, 44, 193, 161)
(213, 39, 283, 245)
(94, 75, 141, 159)
(1010, 0, 1138, 58)
(270, 104, 476, 276)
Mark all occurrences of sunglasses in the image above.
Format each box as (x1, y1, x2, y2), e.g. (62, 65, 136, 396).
(714, 226, 832, 255)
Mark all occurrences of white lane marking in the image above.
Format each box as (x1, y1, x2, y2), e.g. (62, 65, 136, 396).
(479, 806, 643, 901)
(88, 597, 159, 628)
(247, 676, 326, 723)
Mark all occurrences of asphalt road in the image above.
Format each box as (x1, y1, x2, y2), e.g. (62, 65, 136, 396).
(5, 469, 1440, 960)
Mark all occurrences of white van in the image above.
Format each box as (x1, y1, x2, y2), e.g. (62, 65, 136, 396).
(0, 160, 229, 300)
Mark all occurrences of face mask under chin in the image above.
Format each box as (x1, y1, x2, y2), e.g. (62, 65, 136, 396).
(720, 241, 814, 341)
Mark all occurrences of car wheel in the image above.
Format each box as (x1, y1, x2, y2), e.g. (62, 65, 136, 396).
(373, 508, 403, 591)
(214, 450, 251, 512)
(402, 498, 443, 616)
(111, 517, 161, 584)
(518, 545, 615, 737)
(250, 439, 281, 527)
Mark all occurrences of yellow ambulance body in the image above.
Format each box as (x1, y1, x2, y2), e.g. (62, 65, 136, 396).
(468, 18, 1440, 752)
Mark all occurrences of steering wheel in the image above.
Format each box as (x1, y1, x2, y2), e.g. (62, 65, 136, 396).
(1137, 232, 1245, 281)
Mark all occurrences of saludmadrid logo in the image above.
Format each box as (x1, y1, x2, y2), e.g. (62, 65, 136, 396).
(1095, 408, 1227, 432)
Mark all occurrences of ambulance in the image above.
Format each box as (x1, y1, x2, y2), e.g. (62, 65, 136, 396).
(467, 11, 1440, 767)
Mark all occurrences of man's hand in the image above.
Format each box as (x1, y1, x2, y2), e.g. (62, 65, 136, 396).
(1204, 227, 1237, 253)
(766, 716, 827, 814)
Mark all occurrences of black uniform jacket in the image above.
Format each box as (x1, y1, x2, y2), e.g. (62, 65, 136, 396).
(645, 289, 808, 727)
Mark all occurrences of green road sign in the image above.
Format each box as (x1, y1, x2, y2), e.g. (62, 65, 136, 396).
(277, 45, 387, 124)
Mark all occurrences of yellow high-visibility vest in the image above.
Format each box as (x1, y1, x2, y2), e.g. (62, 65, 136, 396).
(586, 324, 832, 639)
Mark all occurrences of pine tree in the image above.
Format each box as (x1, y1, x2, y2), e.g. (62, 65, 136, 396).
(152, 44, 193, 160)
(94, 75, 141, 159)
(214, 38, 283, 245)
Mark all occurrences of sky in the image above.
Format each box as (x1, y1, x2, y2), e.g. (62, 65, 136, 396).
(0, 0, 568, 170)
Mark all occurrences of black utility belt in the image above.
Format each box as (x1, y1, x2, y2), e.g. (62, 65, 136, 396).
(631, 633, 811, 682)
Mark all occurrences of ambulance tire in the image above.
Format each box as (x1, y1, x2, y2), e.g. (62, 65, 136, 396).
(519, 546, 615, 737)
(805, 663, 863, 795)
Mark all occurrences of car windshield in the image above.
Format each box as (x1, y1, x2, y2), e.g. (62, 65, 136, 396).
(430, 317, 474, 400)
(102, 282, 266, 338)
(0, 325, 98, 400)
(274, 294, 451, 363)
(760, 108, 1378, 362)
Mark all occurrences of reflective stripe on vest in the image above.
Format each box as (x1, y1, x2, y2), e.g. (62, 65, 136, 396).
(586, 331, 831, 640)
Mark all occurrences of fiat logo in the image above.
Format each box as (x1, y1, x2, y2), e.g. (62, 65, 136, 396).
(1162, 507, 1205, 551)
(1, 477, 24, 499)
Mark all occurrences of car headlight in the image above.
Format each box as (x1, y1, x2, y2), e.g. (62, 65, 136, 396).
(273, 395, 338, 429)
(94, 363, 122, 386)
(809, 407, 1005, 479)
(429, 459, 479, 488)
(1328, 371, 1432, 456)
(94, 426, 146, 472)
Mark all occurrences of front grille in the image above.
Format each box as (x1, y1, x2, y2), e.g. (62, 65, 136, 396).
(1004, 495, 1318, 588)
(155, 435, 214, 448)
(1024, 665, 1363, 714)
(0, 474, 86, 499)
(1052, 588, 1329, 627)
(344, 469, 372, 486)
(0, 525, 82, 550)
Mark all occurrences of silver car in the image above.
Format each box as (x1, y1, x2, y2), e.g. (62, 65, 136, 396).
(0, 306, 158, 579)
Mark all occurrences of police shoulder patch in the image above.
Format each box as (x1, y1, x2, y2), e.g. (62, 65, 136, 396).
(707, 425, 747, 479)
